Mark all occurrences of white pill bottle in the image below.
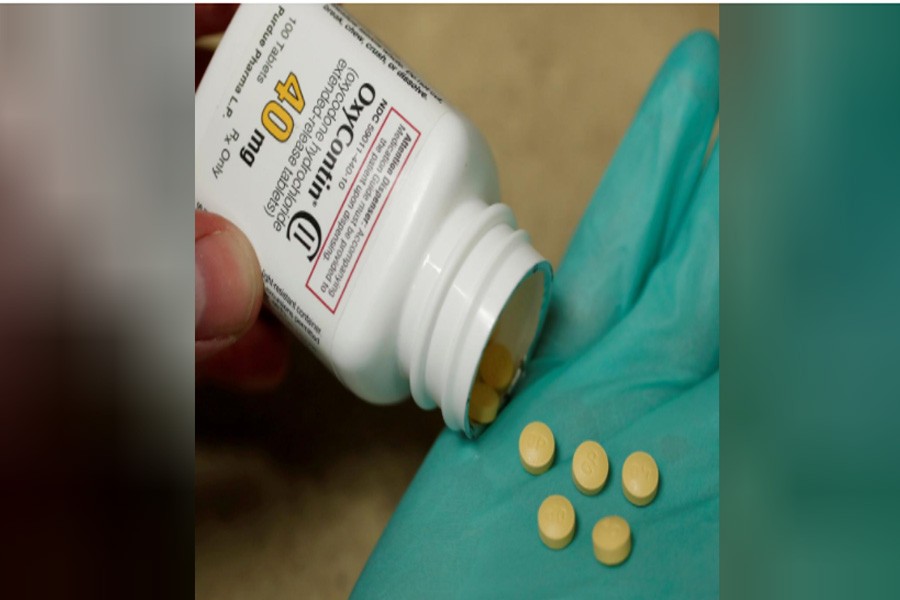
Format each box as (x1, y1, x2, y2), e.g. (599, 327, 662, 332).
(196, 4, 551, 437)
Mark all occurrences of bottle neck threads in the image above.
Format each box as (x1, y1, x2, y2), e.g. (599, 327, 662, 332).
(399, 198, 552, 436)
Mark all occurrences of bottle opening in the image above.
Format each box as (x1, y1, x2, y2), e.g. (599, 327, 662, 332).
(465, 262, 552, 437)
(406, 201, 553, 435)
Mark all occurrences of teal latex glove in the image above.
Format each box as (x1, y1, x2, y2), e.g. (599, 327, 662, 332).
(353, 32, 719, 599)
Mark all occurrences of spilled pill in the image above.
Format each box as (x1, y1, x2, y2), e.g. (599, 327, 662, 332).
(538, 494, 576, 550)
(622, 451, 659, 507)
(519, 421, 555, 475)
(572, 440, 609, 495)
(592, 515, 632, 566)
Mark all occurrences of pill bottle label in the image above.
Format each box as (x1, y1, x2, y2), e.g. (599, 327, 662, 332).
(196, 4, 450, 360)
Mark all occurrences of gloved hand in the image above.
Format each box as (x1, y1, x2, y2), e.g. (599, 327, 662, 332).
(353, 31, 719, 599)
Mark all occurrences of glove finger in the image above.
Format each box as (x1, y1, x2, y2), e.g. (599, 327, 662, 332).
(569, 141, 720, 394)
(537, 32, 719, 365)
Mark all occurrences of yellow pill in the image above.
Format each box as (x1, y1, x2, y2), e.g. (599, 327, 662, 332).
(538, 494, 576, 550)
(468, 381, 500, 424)
(519, 421, 555, 475)
(478, 341, 515, 391)
(572, 440, 609, 495)
(592, 515, 632, 566)
(622, 451, 659, 507)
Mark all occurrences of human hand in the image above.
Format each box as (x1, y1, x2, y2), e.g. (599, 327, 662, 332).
(195, 5, 289, 391)
(352, 31, 720, 598)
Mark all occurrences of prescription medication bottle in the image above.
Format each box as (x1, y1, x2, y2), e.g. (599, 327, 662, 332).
(195, 4, 551, 436)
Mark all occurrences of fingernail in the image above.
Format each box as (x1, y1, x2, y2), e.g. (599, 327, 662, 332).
(195, 227, 262, 342)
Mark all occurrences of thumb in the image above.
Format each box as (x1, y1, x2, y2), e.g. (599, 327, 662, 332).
(195, 211, 263, 361)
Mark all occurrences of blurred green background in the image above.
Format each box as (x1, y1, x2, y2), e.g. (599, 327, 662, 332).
(721, 6, 900, 599)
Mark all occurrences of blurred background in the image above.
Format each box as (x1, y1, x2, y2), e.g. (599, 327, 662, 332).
(196, 5, 718, 599)
(0, 5, 194, 597)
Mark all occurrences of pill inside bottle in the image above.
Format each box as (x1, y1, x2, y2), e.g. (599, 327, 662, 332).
(465, 270, 549, 432)
(468, 381, 500, 424)
(478, 341, 516, 392)
(467, 342, 514, 426)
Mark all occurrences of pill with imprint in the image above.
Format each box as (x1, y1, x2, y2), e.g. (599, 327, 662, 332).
(519, 421, 555, 475)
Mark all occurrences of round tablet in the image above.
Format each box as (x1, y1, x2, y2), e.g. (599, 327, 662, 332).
(537, 495, 575, 550)
(519, 421, 555, 475)
(592, 515, 631, 566)
(572, 440, 609, 495)
(622, 451, 659, 506)
(478, 341, 516, 391)
(468, 381, 500, 424)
